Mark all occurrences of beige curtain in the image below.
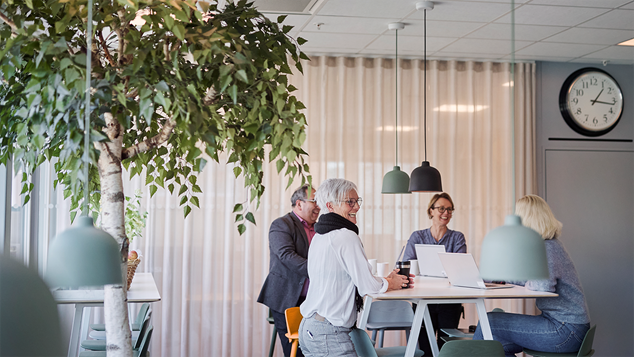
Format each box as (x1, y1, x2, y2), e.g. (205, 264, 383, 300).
(72, 57, 536, 356)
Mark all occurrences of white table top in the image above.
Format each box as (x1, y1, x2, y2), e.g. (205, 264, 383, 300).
(368, 276, 557, 300)
(53, 273, 161, 304)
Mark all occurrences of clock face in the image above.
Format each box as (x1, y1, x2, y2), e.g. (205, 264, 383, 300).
(559, 68, 623, 137)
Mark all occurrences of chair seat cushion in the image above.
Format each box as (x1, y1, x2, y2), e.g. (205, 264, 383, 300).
(367, 322, 412, 330)
(523, 348, 588, 357)
(89, 322, 141, 332)
(79, 350, 140, 357)
(81, 337, 138, 351)
(376, 347, 424, 357)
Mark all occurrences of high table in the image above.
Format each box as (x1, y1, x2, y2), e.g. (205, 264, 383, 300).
(358, 276, 557, 357)
(53, 273, 161, 357)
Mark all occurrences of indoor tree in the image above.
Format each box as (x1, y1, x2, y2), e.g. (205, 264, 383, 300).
(0, 0, 310, 355)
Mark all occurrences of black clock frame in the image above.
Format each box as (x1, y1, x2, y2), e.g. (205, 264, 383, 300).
(558, 67, 623, 137)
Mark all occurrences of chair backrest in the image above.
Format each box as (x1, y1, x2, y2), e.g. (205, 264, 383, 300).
(284, 307, 303, 335)
(577, 325, 596, 357)
(133, 303, 151, 326)
(367, 300, 414, 325)
(134, 315, 152, 350)
(438, 340, 505, 357)
(137, 326, 153, 357)
(348, 328, 379, 357)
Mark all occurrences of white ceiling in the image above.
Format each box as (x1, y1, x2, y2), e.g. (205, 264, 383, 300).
(255, 0, 634, 64)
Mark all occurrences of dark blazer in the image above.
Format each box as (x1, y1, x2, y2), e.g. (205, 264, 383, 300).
(257, 212, 310, 313)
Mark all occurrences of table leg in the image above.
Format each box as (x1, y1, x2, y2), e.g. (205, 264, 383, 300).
(475, 299, 493, 340)
(68, 304, 85, 357)
(358, 296, 373, 329)
(407, 301, 439, 357)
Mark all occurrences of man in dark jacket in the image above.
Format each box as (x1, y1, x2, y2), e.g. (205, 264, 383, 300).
(258, 184, 319, 357)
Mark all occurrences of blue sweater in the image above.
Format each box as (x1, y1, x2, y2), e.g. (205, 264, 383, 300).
(523, 238, 591, 324)
(403, 228, 467, 261)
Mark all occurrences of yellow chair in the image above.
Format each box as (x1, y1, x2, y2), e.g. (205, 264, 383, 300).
(285, 307, 303, 357)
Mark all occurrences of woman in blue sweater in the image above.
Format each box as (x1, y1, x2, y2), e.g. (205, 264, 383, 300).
(473, 194, 590, 356)
(403, 192, 466, 355)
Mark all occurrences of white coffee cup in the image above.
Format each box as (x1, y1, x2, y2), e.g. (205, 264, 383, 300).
(376, 262, 390, 277)
(368, 259, 377, 275)
(409, 259, 419, 276)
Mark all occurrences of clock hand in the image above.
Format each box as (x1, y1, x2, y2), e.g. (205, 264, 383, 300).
(592, 100, 615, 105)
(590, 89, 604, 105)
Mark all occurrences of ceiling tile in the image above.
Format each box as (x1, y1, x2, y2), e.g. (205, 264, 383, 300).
(579, 9, 634, 30)
(365, 35, 455, 53)
(431, 52, 507, 61)
(620, 1, 634, 9)
(495, 4, 610, 26)
(263, 13, 312, 30)
(298, 32, 378, 50)
(527, 0, 632, 8)
(403, 20, 487, 38)
(407, 1, 513, 23)
(578, 45, 634, 61)
(465, 23, 567, 41)
(441, 38, 534, 55)
(515, 42, 608, 58)
(303, 15, 401, 34)
(543, 28, 634, 45)
(317, 0, 414, 18)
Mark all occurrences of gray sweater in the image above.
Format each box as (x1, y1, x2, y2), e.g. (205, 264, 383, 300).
(523, 238, 591, 324)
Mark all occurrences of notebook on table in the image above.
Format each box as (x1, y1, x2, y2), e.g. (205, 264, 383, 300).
(414, 244, 446, 277)
(437, 253, 513, 289)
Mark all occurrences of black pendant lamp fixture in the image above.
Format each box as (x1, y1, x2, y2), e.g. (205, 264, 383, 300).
(409, 1, 443, 193)
(381, 22, 411, 194)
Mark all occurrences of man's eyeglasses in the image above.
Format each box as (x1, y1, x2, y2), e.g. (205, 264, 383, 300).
(341, 198, 363, 208)
(432, 206, 454, 213)
(303, 199, 317, 203)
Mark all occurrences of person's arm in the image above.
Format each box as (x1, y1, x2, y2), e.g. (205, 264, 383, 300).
(451, 231, 467, 253)
(526, 243, 556, 292)
(402, 231, 422, 261)
(268, 217, 308, 277)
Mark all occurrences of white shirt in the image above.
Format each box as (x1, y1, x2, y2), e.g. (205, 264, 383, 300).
(300, 228, 388, 327)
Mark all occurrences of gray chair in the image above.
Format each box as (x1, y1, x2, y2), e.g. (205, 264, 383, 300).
(90, 303, 151, 332)
(437, 340, 505, 357)
(268, 308, 277, 357)
(349, 328, 424, 357)
(79, 326, 153, 357)
(81, 315, 151, 351)
(523, 325, 596, 357)
(366, 300, 414, 348)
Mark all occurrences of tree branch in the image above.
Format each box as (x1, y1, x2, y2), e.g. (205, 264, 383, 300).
(0, 10, 18, 35)
(121, 118, 177, 160)
(98, 30, 116, 67)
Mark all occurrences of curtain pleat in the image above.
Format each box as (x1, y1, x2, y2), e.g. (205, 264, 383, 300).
(71, 56, 537, 356)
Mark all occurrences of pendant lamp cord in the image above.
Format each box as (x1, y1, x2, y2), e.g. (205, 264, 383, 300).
(395, 28, 399, 167)
(424, 9, 428, 162)
(83, 0, 93, 216)
(510, 0, 516, 212)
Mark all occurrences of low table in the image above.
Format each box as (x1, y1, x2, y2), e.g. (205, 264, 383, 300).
(53, 272, 161, 357)
(358, 276, 557, 357)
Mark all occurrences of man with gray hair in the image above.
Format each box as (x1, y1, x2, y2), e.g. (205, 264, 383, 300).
(258, 184, 320, 357)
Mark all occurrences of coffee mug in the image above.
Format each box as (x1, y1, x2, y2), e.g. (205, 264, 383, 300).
(396, 261, 411, 288)
(376, 262, 390, 277)
(368, 259, 377, 275)
(409, 259, 419, 276)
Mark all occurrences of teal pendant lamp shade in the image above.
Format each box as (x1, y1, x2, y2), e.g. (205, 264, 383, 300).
(382, 166, 412, 194)
(479, 215, 549, 281)
(1, 256, 64, 356)
(381, 22, 411, 194)
(409, 161, 442, 192)
(47, 216, 123, 288)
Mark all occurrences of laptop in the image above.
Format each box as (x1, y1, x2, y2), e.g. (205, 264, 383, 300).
(414, 244, 447, 277)
(437, 253, 512, 289)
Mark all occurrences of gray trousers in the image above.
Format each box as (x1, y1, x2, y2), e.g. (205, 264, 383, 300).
(298, 314, 357, 357)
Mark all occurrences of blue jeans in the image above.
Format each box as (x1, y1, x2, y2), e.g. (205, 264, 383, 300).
(298, 314, 357, 357)
(473, 312, 590, 357)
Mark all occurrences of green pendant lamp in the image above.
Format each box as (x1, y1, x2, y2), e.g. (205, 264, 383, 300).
(382, 23, 411, 194)
(478, 0, 548, 281)
(410, 2, 442, 193)
(1, 255, 64, 356)
(46, 0, 123, 289)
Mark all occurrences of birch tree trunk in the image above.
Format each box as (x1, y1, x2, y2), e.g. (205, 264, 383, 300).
(97, 112, 133, 357)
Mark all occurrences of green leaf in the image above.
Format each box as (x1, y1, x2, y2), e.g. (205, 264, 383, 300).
(235, 214, 243, 222)
(150, 185, 158, 197)
(297, 37, 308, 46)
(237, 223, 246, 235)
(184, 205, 192, 218)
(233, 203, 243, 213)
(190, 196, 200, 208)
(245, 212, 256, 225)
(179, 195, 187, 206)
(235, 69, 248, 83)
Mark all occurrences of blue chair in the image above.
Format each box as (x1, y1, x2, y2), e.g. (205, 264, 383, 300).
(89, 303, 150, 332)
(365, 301, 414, 348)
(349, 328, 424, 357)
(81, 315, 150, 351)
(523, 325, 596, 357)
(438, 340, 505, 357)
(79, 326, 153, 357)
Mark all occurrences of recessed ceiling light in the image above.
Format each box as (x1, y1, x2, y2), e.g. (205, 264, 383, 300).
(617, 38, 634, 46)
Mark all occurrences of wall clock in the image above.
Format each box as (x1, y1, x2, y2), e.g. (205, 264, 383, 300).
(559, 67, 623, 137)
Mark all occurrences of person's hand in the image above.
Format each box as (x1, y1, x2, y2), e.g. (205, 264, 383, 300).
(408, 273, 415, 288)
(385, 269, 409, 291)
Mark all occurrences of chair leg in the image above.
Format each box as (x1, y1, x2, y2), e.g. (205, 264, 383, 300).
(290, 339, 299, 357)
(371, 330, 377, 346)
(268, 325, 277, 357)
(378, 330, 385, 348)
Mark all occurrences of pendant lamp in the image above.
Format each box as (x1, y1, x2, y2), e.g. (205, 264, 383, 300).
(381, 23, 411, 194)
(478, 0, 548, 281)
(410, 1, 442, 192)
(46, 0, 123, 289)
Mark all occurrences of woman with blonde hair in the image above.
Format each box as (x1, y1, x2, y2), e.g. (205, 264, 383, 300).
(473, 194, 590, 356)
